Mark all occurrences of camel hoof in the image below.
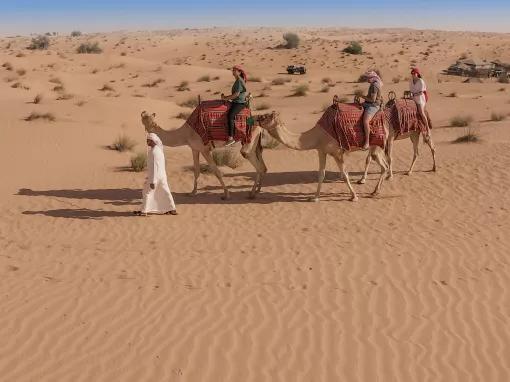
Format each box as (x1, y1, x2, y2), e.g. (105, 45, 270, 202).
(432, 167, 437, 173)
(386, 175, 393, 181)
(309, 197, 320, 203)
(371, 191, 379, 198)
(358, 178, 366, 185)
(406, 171, 413, 176)
(350, 196, 359, 202)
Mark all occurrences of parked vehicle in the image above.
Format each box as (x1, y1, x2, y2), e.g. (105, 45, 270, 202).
(287, 65, 306, 75)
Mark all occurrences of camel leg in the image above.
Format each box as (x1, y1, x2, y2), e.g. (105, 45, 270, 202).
(358, 153, 372, 184)
(407, 133, 420, 176)
(312, 150, 327, 202)
(371, 148, 389, 196)
(332, 153, 358, 202)
(201, 150, 230, 200)
(425, 134, 437, 172)
(386, 135, 394, 180)
(189, 149, 200, 196)
(243, 149, 265, 199)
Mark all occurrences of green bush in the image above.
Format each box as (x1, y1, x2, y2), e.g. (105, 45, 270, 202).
(76, 42, 102, 54)
(453, 128, 479, 144)
(130, 153, 147, 172)
(343, 41, 363, 55)
(112, 135, 136, 152)
(292, 84, 309, 96)
(283, 32, 300, 49)
(28, 35, 50, 50)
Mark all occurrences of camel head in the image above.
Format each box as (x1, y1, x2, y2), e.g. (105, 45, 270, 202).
(141, 111, 158, 133)
(256, 111, 280, 131)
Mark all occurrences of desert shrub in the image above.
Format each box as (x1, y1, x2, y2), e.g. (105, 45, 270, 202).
(450, 115, 473, 127)
(256, 103, 271, 111)
(179, 97, 199, 108)
(28, 35, 50, 50)
(53, 85, 65, 92)
(99, 84, 114, 92)
(25, 112, 55, 122)
(142, 78, 165, 87)
(77, 42, 102, 54)
(343, 41, 363, 55)
(248, 76, 262, 82)
(453, 128, 479, 144)
(490, 112, 506, 121)
(56, 93, 74, 100)
(292, 84, 309, 96)
(448, 92, 457, 98)
(49, 77, 62, 84)
(321, 77, 332, 84)
(11, 82, 22, 89)
(16, 68, 26, 76)
(271, 78, 287, 86)
(33, 94, 43, 104)
(71, 31, 82, 37)
(212, 148, 243, 168)
(177, 81, 190, 91)
(498, 76, 509, 84)
(283, 32, 300, 49)
(130, 153, 147, 172)
(112, 135, 136, 152)
(392, 76, 401, 84)
(176, 112, 191, 120)
(197, 75, 211, 82)
(2, 62, 13, 71)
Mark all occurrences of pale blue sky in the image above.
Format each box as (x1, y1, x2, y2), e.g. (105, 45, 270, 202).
(1, 1, 509, 35)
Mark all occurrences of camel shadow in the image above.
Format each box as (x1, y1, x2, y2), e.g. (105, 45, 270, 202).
(17, 188, 140, 206)
(22, 209, 134, 220)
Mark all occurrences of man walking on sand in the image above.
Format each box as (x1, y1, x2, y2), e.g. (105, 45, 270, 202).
(134, 133, 177, 217)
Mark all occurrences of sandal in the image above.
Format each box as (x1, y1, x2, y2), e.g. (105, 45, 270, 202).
(165, 210, 178, 216)
(133, 211, 148, 216)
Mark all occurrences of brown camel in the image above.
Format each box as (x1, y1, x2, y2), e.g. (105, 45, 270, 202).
(358, 107, 436, 184)
(256, 111, 389, 202)
(141, 111, 267, 200)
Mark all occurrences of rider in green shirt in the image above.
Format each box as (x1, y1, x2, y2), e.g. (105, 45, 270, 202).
(221, 65, 248, 146)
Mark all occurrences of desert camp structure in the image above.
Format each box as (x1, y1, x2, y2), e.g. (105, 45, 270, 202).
(445, 58, 510, 78)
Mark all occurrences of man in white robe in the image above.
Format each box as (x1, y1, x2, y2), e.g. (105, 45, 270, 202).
(134, 133, 177, 216)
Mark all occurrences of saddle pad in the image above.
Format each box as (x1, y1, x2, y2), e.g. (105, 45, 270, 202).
(186, 100, 252, 145)
(318, 103, 386, 151)
(387, 99, 428, 137)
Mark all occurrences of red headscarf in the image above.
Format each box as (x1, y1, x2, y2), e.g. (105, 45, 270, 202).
(411, 67, 422, 78)
(233, 65, 247, 83)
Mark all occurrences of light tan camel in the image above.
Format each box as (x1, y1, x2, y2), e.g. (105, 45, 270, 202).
(256, 111, 389, 202)
(141, 111, 267, 200)
(358, 109, 436, 184)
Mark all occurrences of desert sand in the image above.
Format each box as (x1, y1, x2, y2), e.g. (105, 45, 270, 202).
(1, 27, 510, 381)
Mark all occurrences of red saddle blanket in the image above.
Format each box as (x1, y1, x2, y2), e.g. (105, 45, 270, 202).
(317, 103, 386, 151)
(386, 99, 429, 137)
(185, 100, 252, 145)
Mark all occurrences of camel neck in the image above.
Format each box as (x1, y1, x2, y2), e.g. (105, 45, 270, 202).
(150, 122, 189, 147)
(266, 121, 319, 151)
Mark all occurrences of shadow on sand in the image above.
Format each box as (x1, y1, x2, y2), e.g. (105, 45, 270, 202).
(17, 169, 393, 219)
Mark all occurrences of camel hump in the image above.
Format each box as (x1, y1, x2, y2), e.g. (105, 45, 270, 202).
(387, 99, 430, 135)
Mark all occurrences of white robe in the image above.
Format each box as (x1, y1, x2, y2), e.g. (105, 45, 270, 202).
(410, 78, 427, 106)
(141, 144, 176, 213)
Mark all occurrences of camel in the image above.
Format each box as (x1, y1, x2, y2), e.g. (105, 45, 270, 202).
(256, 111, 389, 202)
(358, 103, 436, 184)
(140, 111, 267, 200)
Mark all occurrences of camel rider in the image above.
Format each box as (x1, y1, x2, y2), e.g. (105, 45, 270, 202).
(221, 65, 248, 147)
(409, 67, 431, 138)
(359, 70, 383, 150)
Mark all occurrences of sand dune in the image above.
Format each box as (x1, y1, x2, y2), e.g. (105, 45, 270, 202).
(1, 27, 510, 381)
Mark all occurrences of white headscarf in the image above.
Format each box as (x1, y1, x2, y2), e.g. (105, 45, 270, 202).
(147, 133, 163, 148)
(365, 70, 383, 89)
